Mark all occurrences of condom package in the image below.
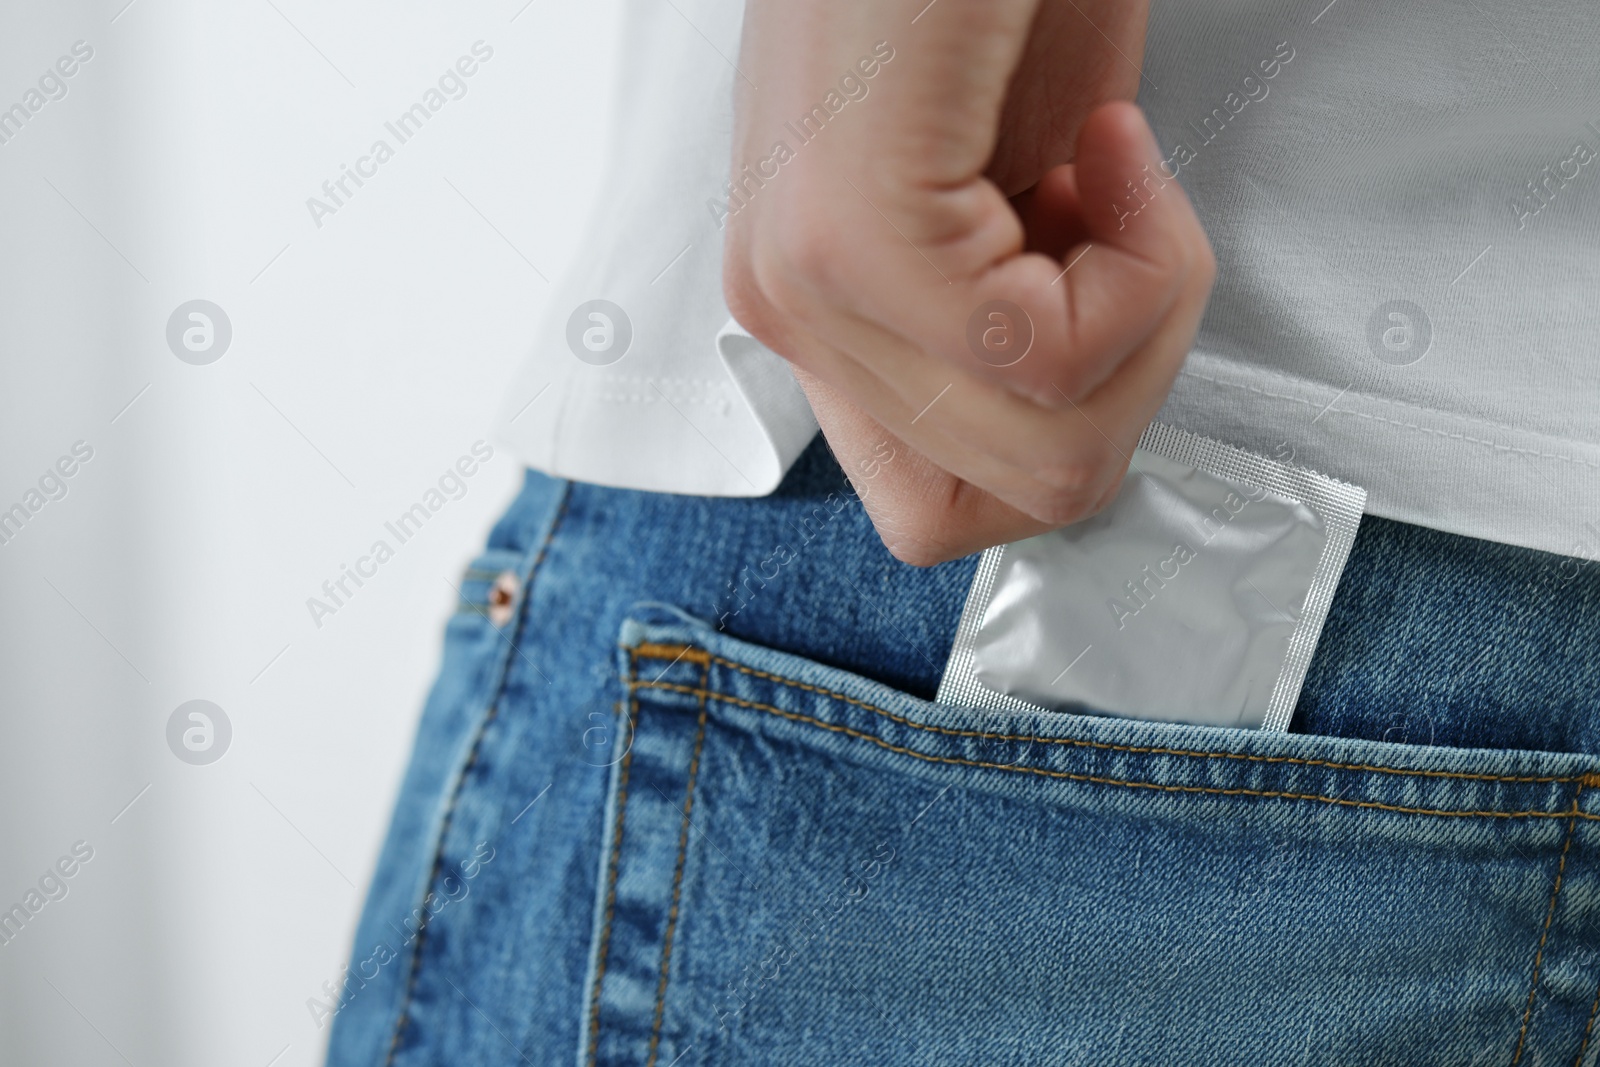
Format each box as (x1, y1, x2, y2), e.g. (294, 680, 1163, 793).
(937, 423, 1367, 731)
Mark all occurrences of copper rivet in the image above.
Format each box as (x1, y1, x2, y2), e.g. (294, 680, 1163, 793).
(488, 570, 520, 626)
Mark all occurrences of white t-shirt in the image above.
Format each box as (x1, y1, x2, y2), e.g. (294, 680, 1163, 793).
(493, 0, 1600, 563)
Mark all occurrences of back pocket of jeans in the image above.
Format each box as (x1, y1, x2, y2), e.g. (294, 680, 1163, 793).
(580, 613, 1600, 1067)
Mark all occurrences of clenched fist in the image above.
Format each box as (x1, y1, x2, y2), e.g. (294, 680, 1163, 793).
(723, 0, 1215, 565)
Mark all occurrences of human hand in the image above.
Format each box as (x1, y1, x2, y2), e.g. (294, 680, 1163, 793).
(722, 0, 1215, 565)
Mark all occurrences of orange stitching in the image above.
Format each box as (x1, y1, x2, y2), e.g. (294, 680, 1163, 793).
(645, 661, 710, 1067)
(1573, 979, 1600, 1067)
(630, 678, 1599, 822)
(636, 642, 711, 665)
(628, 645, 1585, 787)
(1513, 783, 1584, 1065)
(585, 653, 640, 1065)
(383, 484, 571, 1067)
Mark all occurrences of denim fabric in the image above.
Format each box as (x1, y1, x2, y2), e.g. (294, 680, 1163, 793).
(327, 437, 1600, 1067)
(1294, 517, 1600, 754)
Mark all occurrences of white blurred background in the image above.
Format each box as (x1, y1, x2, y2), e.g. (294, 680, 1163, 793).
(0, 0, 622, 1062)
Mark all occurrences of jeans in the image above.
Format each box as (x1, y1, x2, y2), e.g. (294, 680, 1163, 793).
(326, 437, 1600, 1066)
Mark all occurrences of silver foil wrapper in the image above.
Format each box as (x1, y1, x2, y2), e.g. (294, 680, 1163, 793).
(937, 423, 1366, 731)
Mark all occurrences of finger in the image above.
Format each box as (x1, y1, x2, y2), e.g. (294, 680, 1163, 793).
(793, 329, 1128, 524)
(772, 274, 1156, 495)
(891, 106, 1217, 460)
(969, 100, 1212, 404)
(794, 368, 1057, 565)
(1012, 164, 1091, 260)
(792, 101, 1202, 412)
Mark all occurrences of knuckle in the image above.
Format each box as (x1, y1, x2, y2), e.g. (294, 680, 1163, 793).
(721, 249, 766, 328)
(722, 220, 834, 355)
(727, 213, 848, 341)
(885, 541, 942, 568)
(1040, 365, 1094, 407)
(881, 532, 949, 568)
(1084, 469, 1129, 517)
(1028, 495, 1094, 528)
(1026, 475, 1107, 526)
(867, 504, 952, 568)
(1031, 451, 1106, 497)
(770, 212, 847, 298)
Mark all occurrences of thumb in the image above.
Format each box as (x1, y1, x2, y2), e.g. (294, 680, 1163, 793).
(1072, 101, 1194, 263)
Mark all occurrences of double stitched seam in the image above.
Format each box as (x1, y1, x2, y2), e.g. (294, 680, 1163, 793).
(1512, 783, 1585, 1066)
(627, 644, 1586, 787)
(645, 661, 710, 1067)
(585, 655, 642, 1065)
(629, 677, 1599, 822)
(381, 485, 572, 1067)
